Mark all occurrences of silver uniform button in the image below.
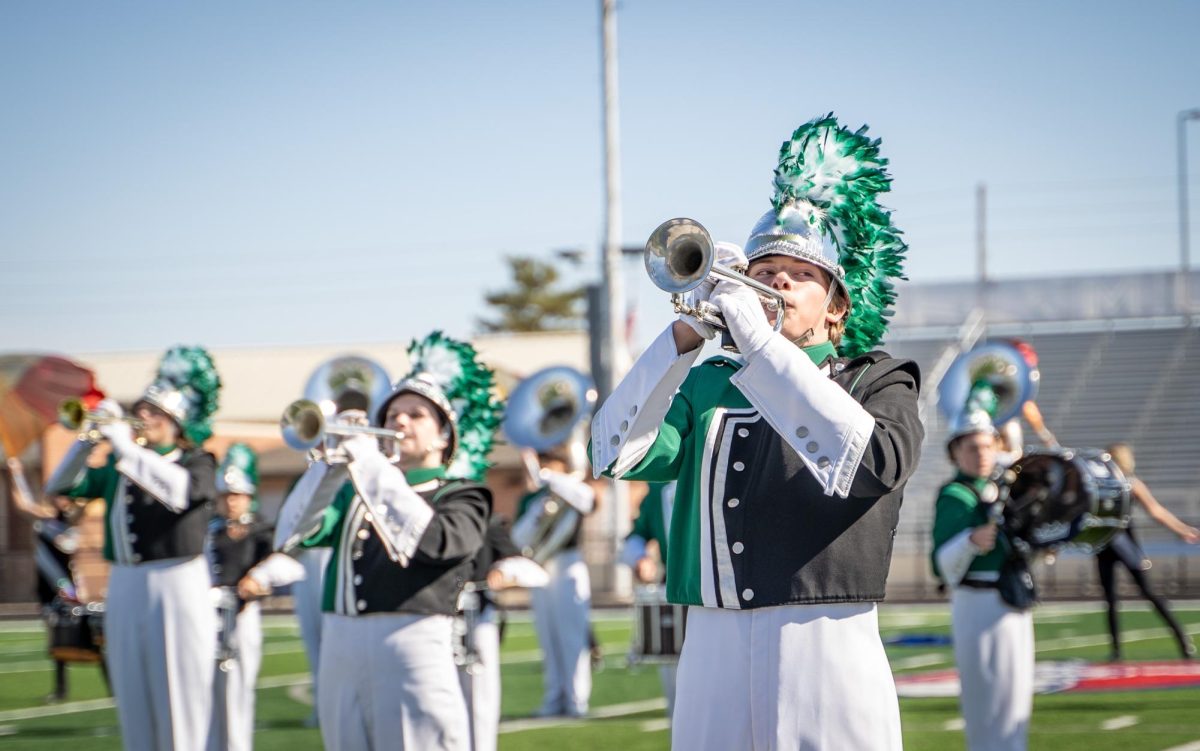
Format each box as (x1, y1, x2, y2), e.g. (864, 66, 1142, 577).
(131, 554, 142, 563)
(727, 497, 740, 508)
(795, 426, 809, 438)
(353, 575, 363, 585)
(737, 428, 749, 438)
(610, 435, 620, 446)
(806, 441, 819, 454)
(742, 588, 754, 601)
(629, 405, 638, 417)
(817, 456, 831, 469)
(733, 461, 745, 471)
(357, 528, 370, 540)
(364, 513, 374, 523)
(352, 551, 363, 560)
(620, 420, 629, 432)
(732, 542, 744, 554)
(356, 599, 367, 611)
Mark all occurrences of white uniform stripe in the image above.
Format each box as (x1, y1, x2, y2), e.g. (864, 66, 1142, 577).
(697, 409, 725, 608)
(710, 412, 757, 610)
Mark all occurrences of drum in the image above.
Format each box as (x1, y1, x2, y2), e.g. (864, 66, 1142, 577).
(629, 585, 686, 664)
(1003, 448, 1131, 553)
(46, 598, 105, 663)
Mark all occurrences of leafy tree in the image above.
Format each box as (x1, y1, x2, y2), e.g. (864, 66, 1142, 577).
(478, 256, 586, 333)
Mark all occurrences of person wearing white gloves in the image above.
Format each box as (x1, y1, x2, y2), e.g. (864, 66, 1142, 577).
(44, 346, 222, 751)
(273, 332, 502, 751)
(591, 116, 922, 750)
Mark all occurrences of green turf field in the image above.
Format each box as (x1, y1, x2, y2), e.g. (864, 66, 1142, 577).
(0, 602, 1197, 750)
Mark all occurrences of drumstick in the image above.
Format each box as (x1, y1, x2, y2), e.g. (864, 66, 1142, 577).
(1021, 401, 1059, 448)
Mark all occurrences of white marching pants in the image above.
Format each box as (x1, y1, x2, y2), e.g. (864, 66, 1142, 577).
(529, 548, 592, 715)
(293, 548, 329, 712)
(950, 588, 1034, 751)
(105, 555, 216, 751)
(208, 601, 263, 751)
(671, 603, 902, 751)
(658, 662, 678, 720)
(457, 606, 501, 751)
(318, 612, 470, 751)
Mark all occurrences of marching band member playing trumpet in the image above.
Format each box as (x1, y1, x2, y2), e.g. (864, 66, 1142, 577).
(591, 115, 921, 750)
(274, 332, 502, 751)
(206, 444, 304, 751)
(44, 346, 222, 751)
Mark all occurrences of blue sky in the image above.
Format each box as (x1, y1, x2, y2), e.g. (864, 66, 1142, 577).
(2, 1, 1197, 354)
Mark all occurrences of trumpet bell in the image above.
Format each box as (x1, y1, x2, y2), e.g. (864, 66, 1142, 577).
(645, 218, 715, 295)
(281, 399, 325, 451)
(58, 399, 88, 431)
(502, 366, 597, 452)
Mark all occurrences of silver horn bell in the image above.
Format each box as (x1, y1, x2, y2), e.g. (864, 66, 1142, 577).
(645, 218, 787, 342)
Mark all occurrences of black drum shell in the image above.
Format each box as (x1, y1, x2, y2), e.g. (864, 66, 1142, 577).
(1003, 449, 1130, 553)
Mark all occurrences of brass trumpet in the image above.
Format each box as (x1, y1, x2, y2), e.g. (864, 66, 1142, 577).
(645, 218, 786, 337)
(58, 398, 144, 442)
(280, 399, 406, 462)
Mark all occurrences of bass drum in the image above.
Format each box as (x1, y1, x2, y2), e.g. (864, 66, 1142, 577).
(1004, 448, 1130, 553)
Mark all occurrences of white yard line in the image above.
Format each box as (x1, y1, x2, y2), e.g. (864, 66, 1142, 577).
(1160, 742, 1200, 751)
(498, 699, 666, 734)
(1101, 715, 1139, 730)
(942, 718, 965, 731)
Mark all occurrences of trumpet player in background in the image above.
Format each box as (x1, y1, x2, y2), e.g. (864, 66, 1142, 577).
(274, 332, 502, 751)
(206, 443, 304, 751)
(44, 346, 222, 751)
(591, 115, 921, 750)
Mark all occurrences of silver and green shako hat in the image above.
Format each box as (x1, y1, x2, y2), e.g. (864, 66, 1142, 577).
(374, 332, 504, 481)
(746, 113, 908, 357)
(136, 345, 222, 446)
(217, 442, 259, 497)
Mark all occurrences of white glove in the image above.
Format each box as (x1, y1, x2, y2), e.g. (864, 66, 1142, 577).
(711, 278, 774, 358)
(98, 419, 136, 454)
(340, 432, 384, 462)
(678, 241, 747, 340)
(94, 399, 124, 420)
(540, 469, 595, 514)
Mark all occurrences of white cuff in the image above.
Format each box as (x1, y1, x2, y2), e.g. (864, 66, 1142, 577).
(490, 556, 550, 588)
(935, 529, 982, 586)
(730, 336, 875, 498)
(347, 452, 434, 567)
(273, 462, 349, 551)
(115, 446, 190, 512)
(619, 534, 648, 569)
(591, 324, 703, 478)
(45, 438, 95, 497)
(248, 552, 307, 590)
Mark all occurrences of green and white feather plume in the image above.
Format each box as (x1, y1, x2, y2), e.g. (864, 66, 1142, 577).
(766, 113, 908, 357)
(142, 345, 222, 446)
(403, 332, 503, 482)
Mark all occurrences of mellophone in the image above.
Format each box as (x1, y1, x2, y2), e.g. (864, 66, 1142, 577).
(628, 585, 687, 664)
(46, 598, 105, 663)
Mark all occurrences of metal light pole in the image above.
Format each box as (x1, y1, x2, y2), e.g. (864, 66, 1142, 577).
(1177, 109, 1200, 317)
(599, 0, 631, 597)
